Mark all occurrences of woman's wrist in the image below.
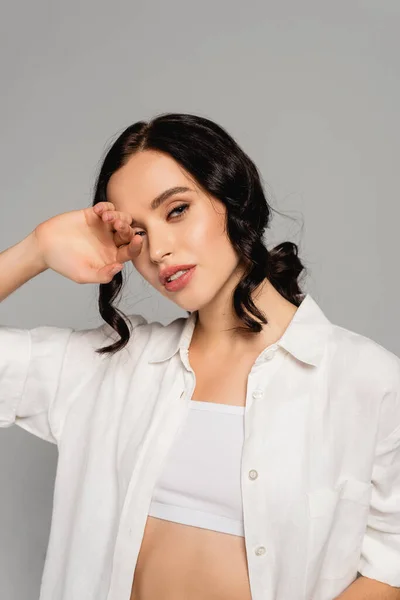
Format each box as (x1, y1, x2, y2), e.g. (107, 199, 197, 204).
(22, 231, 49, 276)
(0, 232, 48, 302)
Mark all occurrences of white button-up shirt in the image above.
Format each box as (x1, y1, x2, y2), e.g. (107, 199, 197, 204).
(1, 293, 400, 600)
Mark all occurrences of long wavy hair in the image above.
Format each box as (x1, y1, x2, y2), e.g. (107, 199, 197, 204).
(92, 112, 308, 355)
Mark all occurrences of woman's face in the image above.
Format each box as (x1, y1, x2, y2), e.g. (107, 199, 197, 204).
(107, 150, 243, 312)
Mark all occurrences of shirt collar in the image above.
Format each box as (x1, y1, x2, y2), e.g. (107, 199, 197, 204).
(147, 293, 333, 367)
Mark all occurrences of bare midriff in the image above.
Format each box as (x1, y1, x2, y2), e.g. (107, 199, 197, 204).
(130, 515, 252, 600)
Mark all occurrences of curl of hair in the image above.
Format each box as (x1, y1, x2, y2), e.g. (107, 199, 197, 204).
(92, 113, 308, 355)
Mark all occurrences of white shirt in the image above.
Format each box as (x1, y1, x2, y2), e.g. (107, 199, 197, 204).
(1, 293, 400, 600)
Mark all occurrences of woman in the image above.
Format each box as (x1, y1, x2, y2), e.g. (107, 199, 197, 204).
(1, 113, 399, 600)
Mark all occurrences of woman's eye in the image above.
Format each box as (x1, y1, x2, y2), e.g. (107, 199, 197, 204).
(167, 203, 189, 219)
(133, 203, 189, 237)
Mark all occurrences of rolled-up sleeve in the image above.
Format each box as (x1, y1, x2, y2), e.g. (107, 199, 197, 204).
(0, 325, 74, 444)
(357, 356, 400, 587)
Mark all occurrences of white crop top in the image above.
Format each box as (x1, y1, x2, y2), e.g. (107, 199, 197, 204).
(148, 400, 246, 536)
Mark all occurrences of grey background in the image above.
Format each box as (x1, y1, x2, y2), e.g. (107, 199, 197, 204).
(1, 1, 399, 597)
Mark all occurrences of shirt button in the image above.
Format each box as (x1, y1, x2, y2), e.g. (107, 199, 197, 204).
(249, 469, 258, 480)
(255, 546, 266, 556)
(252, 389, 264, 400)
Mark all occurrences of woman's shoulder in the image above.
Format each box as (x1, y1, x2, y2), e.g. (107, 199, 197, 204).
(330, 323, 399, 369)
(328, 322, 400, 397)
(62, 312, 189, 356)
(90, 312, 190, 353)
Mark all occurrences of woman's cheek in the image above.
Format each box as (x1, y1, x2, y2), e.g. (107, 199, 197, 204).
(187, 223, 211, 250)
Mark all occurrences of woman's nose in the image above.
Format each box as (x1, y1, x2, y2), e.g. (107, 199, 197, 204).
(147, 230, 175, 264)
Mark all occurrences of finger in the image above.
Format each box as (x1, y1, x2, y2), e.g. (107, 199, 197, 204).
(96, 262, 124, 283)
(92, 202, 116, 215)
(89, 203, 119, 231)
(116, 233, 143, 263)
(101, 210, 133, 227)
(113, 220, 133, 246)
(77, 262, 123, 284)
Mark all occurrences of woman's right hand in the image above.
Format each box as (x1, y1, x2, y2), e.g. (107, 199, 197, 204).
(33, 202, 143, 284)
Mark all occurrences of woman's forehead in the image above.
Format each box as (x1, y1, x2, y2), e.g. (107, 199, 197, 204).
(106, 151, 195, 211)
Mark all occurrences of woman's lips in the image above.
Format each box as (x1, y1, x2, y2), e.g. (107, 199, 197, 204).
(164, 266, 196, 292)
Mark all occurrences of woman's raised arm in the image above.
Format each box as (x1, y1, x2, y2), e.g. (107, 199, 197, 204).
(0, 203, 144, 442)
(0, 202, 143, 302)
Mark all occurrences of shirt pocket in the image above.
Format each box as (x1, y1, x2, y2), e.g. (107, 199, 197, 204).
(306, 478, 373, 581)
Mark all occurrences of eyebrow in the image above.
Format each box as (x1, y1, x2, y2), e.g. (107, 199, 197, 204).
(130, 186, 193, 226)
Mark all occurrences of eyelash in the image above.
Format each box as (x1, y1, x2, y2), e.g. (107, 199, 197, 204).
(134, 203, 189, 237)
(168, 203, 189, 219)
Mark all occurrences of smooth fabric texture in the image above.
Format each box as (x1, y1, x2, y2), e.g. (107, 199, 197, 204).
(148, 399, 246, 536)
(1, 293, 400, 600)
